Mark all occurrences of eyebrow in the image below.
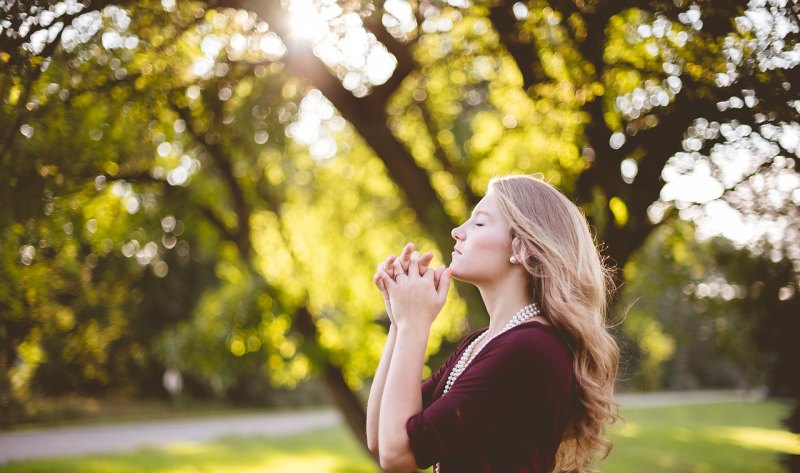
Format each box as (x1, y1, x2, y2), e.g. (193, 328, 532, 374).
(471, 210, 490, 218)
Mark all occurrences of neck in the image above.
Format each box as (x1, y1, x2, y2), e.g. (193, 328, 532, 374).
(478, 275, 536, 337)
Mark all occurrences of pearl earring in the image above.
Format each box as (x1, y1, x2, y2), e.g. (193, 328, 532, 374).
(510, 255, 518, 264)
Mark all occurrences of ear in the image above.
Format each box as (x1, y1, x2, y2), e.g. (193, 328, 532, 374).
(511, 237, 527, 261)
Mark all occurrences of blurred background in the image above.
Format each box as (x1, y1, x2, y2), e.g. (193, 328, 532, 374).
(1, 0, 798, 471)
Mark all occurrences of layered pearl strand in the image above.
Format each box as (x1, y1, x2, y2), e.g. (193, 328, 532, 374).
(442, 302, 541, 396)
(434, 302, 541, 473)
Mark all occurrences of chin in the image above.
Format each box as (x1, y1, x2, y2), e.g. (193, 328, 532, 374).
(448, 266, 470, 283)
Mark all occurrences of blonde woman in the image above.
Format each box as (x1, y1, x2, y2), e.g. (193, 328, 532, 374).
(367, 175, 621, 473)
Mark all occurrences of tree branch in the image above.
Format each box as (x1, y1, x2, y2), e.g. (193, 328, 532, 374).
(418, 96, 480, 208)
(487, 2, 548, 91)
(170, 99, 253, 258)
(215, 0, 458, 252)
(197, 203, 239, 243)
(363, 15, 419, 109)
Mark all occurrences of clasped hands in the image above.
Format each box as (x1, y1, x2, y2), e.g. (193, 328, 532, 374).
(372, 243, 451, 330)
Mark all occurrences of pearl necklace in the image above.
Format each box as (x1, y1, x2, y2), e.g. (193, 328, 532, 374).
(442, 302, 541, 396)
(434, 303, 541, 473)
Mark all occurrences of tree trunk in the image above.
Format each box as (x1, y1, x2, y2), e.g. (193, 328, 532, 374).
(292, 306, 377, 460)
(0, 351, 22, 427)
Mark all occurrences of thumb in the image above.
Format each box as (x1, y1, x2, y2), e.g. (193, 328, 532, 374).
(436, 266, 452, 300)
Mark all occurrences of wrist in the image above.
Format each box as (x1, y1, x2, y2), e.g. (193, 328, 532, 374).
(396, 320, 432, 340)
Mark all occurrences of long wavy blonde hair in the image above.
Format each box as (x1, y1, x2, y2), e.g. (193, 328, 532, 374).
(489, 174, 621, 472)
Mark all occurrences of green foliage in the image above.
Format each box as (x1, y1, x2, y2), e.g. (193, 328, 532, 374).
(2, 0, 473, 410)
(705, 241, 800, 398)
(618, 215, 800, 397)
(1, 0, 797, 449)
(618, 223, 771, 391)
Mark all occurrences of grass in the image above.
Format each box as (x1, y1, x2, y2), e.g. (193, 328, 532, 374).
(603, 400, 798, 473)
(1, 400, 797, 473)
(0, 427, 376, 473)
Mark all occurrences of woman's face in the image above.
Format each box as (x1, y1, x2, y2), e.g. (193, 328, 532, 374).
(449, 191, 514, 284)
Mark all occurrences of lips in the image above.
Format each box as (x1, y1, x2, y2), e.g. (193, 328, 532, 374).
(453, 248, 462, 255)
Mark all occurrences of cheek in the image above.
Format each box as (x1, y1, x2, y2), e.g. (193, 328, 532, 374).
(473, 231, 511, 260)
(450, 231, 511, 280)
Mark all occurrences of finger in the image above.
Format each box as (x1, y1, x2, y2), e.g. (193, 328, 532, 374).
(392, 258, 406, 284)
(419, 251, 434, 275)
(379, 271, 396, 294)
(436, 267, 452, 300)
(375, 270, 387, 292)
(383, 255, 396, 278)
(375, 265, 385, 286)
(380, 262, 397, 286)
(400, 243, 414, 262)
(423, 267, 434, 282)
(408, 251, 420, 278)
(433, 265, 446, 289)
(400, 242, 415, 270)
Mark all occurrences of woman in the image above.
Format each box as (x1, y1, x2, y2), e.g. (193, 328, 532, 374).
(366, 175, 621, 473)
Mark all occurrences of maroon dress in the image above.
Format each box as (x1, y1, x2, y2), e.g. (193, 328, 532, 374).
(405, 321, 574, 473)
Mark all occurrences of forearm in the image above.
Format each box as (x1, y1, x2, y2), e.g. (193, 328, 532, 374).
(366, 324, 397, 453)
(378, 324, 430, 472)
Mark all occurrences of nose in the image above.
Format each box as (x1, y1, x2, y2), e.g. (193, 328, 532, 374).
(451, 225, 463, 241)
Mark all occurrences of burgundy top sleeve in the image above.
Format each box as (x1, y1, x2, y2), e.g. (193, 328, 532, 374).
(406, 322, 574, 472)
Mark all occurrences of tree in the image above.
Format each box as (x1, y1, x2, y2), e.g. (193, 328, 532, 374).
(708, 238, 800, 471)
(2, 0, 798, 459)
(617, 222, 776, 393)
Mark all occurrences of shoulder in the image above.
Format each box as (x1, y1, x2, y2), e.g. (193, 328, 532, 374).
(484, 321, 573, 371)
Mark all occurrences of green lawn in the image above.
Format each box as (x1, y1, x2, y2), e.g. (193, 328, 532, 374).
(603, 400, 798, 473)
(1, 400, 797, 473)
(0, 427, 377, 473)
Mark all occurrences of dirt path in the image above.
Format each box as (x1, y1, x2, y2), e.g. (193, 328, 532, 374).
(0, 409, 340, 464)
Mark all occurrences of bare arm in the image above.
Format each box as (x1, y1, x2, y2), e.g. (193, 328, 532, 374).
(377, 252, 451, 472)
(378, 324, 430, 472)
(367, 323, 397, 454)
(367, 244, 435, 454)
